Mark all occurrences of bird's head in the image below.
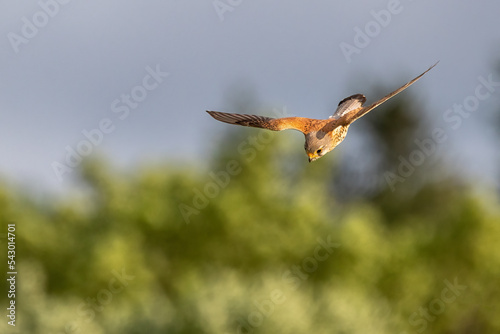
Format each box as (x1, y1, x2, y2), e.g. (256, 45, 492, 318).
(304, 132, 335, 162)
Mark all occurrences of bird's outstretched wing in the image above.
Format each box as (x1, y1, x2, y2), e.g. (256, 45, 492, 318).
(338, 62, 438, 126)
(206, 111, 319, 134)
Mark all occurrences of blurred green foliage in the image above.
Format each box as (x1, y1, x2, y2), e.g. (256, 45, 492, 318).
(1, 100, 500, 334)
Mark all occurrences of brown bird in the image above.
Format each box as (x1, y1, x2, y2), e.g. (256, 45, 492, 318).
(207, 63, 437, 162)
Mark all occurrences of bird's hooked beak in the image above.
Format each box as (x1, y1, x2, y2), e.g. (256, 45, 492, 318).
(307, 152, 319, 163)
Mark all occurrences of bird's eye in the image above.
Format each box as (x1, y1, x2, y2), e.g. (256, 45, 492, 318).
(316, 149, 322, 155)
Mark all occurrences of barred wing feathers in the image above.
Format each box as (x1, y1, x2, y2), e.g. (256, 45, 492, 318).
(206, 110, 321, 134)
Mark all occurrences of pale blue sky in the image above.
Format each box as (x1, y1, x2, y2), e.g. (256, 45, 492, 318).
(1, 0, 499, 194)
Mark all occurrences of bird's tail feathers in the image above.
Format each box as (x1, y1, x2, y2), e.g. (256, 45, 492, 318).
(331, 94, 366, 119)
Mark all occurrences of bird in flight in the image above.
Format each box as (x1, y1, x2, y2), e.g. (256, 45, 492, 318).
(207, 63, 437, 162)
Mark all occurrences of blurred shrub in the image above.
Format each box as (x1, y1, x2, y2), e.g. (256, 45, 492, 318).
(0, 125, 499, 334)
